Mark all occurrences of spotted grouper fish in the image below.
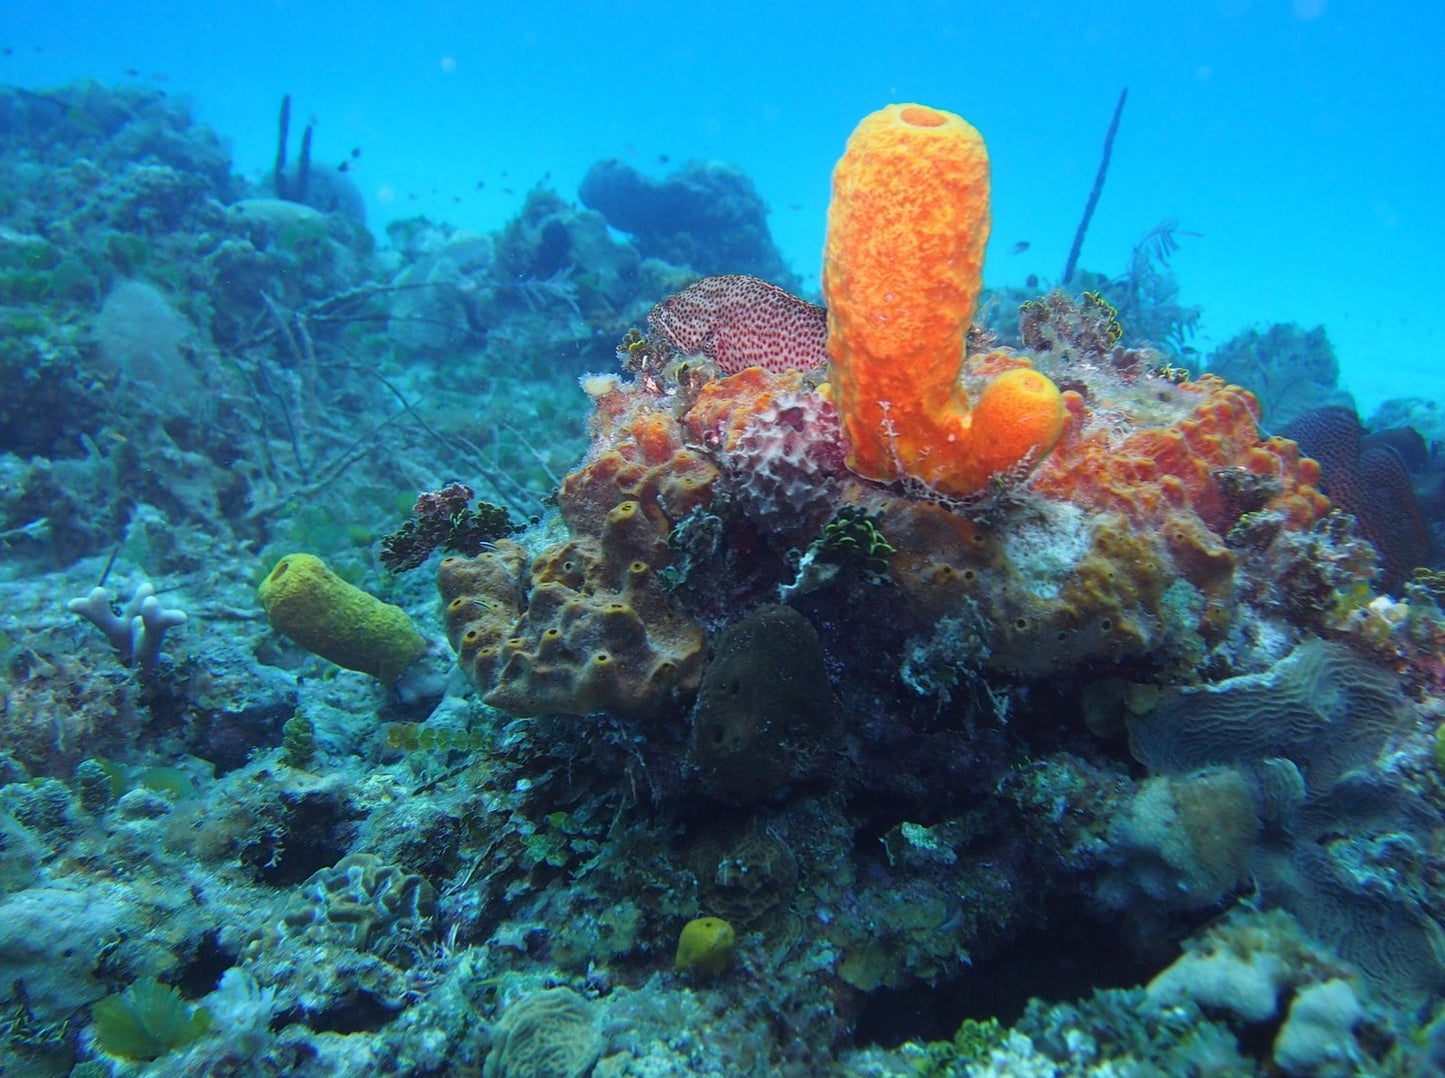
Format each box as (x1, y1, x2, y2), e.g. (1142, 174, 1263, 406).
(647, 274, 828, 374)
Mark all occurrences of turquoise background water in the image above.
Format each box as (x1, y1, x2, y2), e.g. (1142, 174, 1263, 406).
(5, 0, 1440, 413)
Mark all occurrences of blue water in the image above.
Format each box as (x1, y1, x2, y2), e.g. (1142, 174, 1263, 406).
(7, 0, 1440, 413)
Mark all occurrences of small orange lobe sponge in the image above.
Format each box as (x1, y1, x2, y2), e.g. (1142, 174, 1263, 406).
(823, 103, 1064, 496)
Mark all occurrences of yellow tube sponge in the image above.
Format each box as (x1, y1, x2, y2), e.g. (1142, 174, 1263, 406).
(258, 553, 428, 684)
(823, 103, 1065, 497)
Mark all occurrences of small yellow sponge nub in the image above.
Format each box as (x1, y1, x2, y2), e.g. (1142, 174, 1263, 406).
(258, 553, 428, 684)
(674, 916, 736, 977)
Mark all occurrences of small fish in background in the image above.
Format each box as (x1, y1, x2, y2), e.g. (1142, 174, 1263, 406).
(124, 67, 140, 76)
(658, 154, 670, 164)
(1, 47, 12, 57)
(1010, 241, 1031, 255)
(350, 147, 361, 158)
(336, 161, 350, 172)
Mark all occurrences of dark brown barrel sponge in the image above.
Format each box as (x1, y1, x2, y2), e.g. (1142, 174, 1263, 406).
(688, 605, 840, 803)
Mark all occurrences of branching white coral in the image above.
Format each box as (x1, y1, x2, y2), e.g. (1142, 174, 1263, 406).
(67, 580, 187, 672)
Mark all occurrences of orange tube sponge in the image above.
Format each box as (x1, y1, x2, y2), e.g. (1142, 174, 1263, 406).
(823, 103, 1064, 496)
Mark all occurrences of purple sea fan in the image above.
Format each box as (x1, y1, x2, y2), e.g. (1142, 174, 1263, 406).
(727, 391, 848, 542)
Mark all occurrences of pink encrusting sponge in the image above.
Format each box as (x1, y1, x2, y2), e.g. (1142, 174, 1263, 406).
(647, 274, 828, 375)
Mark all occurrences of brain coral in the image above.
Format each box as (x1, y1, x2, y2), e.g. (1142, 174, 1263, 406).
(277, 853, 435, 956)
(484, 986, 601, 1078)
(1124, 640, 1445, 1007)
(1125, 638, 1404, 791)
